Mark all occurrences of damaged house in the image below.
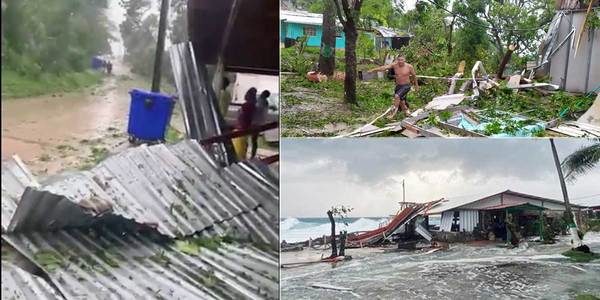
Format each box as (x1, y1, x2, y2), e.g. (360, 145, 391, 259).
(426, 190, 586, 243)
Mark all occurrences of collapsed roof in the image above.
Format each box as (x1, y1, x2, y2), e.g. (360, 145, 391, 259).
(1, 140, 279, 299)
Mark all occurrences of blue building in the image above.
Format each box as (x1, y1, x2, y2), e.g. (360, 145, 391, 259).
(281, 10, 411, 51)
(281, 10, 346, 49)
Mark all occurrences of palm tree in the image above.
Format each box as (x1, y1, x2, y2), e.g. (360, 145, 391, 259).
(561, 141, 600, 182)
(550, 139, 600, 250)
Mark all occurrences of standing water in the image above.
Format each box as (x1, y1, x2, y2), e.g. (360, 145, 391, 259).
(281, 232, 600, 299)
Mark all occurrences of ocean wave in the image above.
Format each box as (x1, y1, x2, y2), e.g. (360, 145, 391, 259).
(281, 217, 300, 231)
(281, 217, 385, 243)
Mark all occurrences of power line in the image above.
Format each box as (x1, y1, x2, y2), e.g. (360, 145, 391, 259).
(421, 0, 549, 32)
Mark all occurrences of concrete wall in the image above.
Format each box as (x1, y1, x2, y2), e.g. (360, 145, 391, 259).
(548, 10, 600, 93)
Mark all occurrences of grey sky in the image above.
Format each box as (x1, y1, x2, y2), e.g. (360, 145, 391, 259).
(281, 138, 600, 217)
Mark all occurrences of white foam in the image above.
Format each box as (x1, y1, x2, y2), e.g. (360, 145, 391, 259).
(281, 218, 300, 231)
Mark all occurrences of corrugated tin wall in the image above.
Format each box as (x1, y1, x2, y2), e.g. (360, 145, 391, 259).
(459, 210, 479, 232)
(548, 10, 600, 93)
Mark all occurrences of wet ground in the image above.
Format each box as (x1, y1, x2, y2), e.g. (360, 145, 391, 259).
(281, 233, 600, 299)
(1, 61, 185, 177)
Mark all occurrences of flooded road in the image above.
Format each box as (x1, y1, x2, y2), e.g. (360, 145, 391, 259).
(281, 233, 600, 299)
(1, 63, 143, 175)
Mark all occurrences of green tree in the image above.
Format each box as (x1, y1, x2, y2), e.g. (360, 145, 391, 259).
(332, 0, 363, 104)
(562, 141, 600, 182)
(318, 0, 337, 76)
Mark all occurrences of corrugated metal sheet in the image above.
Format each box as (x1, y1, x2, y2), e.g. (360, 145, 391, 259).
(1, 156, 39, 232)
(546, 10, 600, 92)
(1, 261, 62, 300)
(459, 210, 479, 232)
(2, 140, 279, 249)
(439, 211, 453, 232)
(169, 42, 236, 165)
(3, 228, 279, 300)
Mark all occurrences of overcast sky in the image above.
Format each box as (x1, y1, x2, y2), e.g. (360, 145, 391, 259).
(281, 138, 600, 217)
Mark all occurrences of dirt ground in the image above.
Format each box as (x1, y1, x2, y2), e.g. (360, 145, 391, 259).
(1, 61, 185, 177)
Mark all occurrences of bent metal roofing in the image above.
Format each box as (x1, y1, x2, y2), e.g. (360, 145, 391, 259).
(1, 140, 279, 299)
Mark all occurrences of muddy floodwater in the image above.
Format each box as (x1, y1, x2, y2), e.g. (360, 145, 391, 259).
(1, 60, 184, 176)
(281, 233, 600, 299)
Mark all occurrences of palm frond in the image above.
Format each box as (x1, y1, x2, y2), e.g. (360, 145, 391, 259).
(561, 142, 600, 182)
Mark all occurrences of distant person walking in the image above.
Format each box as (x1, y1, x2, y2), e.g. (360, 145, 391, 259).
(233, 88, 257, 160)
(106, 61, 113, 75)
(250, 90, 270, 159)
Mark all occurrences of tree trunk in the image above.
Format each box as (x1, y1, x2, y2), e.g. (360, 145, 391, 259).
(344, 27, 358, 104)
(319, 0, 336, 76)
(327, 210, 338, 258)
(549, 138, 583, 248)
(496, 44, 516, 80)
(447, 16, 455, 56)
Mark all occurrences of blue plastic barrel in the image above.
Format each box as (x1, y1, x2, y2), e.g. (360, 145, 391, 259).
(127, 89, 175, 142)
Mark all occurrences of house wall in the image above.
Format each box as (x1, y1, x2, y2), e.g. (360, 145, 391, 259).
(439, 210, 479, 232)
(548, 10, 600, 93)
(281, 22, 346, 49)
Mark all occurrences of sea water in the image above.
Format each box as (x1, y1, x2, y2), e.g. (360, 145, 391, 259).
(281, 231, 600, 299)
(281, 217, 389, 243)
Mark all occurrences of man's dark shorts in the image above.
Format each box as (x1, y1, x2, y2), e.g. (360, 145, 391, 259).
(394, 84, 411, 104)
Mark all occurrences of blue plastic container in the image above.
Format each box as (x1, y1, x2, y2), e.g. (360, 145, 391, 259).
(127, 89, 175, 142)
(91, 56, 104, 69)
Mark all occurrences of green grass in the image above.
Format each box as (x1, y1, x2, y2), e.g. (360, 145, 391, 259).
(587, 219, 600, 232)
(562, 249, 600, 263)
(2, 69, 103, 99)
(165, 126, 183, 144)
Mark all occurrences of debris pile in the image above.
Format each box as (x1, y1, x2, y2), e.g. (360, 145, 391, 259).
(343, 59, 599, 138)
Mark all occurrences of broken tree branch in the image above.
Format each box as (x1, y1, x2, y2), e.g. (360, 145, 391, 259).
(496, 44, 516, 80)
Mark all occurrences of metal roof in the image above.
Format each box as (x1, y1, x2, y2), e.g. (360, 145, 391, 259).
(2, 140, 279, 249)
(428, 189, 585, 214)
(480, 202, 546, 211)
(280, 10, 323, 26)
(373, 26, 399, 38)
(3, 228, 279, 300)
(1, 156, 39, 232)
(2, 261, 62, 300)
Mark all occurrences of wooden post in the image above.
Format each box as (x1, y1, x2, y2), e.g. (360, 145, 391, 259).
(496, 44, 516, 80)
(151, 0, 170, 92)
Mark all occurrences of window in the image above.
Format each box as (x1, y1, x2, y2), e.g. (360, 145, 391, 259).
(303, 26, 316, 36)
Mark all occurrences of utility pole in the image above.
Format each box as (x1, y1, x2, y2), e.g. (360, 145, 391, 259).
(151, 0, 170, 92)
(402, 179, 406, 204)
(549, 138, 583, 248)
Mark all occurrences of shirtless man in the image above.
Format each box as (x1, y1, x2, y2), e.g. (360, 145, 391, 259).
(368, 55, 419, 118)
